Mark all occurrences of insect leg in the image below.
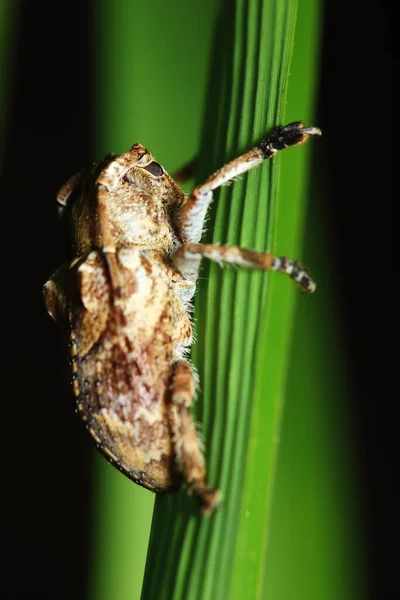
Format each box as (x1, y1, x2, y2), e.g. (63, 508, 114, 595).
(171, 158, 197, 184)
(169, 360, 220, 514)
(178, 122, 321, 243)
(43, 264, 70, 322)
(172, 243, 316, 293)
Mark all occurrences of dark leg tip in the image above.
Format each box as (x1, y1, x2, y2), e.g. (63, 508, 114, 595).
(258, 122, 321, 156)
(273, 256, 316, 293)
(276, 122, 321, 148)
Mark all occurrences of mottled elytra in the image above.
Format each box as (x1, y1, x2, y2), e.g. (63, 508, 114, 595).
(44, 122, 320, 513)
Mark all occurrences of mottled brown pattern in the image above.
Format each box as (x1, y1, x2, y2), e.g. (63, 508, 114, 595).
(70, 249, 187, 492)
(44, 123, 320, 513)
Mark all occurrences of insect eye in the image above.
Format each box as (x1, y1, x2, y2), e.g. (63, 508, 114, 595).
(144, 161, 164, 177)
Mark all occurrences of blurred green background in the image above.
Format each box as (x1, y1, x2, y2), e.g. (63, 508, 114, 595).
(2, 0, 396, 599)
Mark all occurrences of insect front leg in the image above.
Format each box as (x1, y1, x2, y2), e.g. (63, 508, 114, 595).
(178, 122, 321, 244)
(169, 360, 220, 514)
(172, 158, 197, 184)
(172, 243, 316, 293)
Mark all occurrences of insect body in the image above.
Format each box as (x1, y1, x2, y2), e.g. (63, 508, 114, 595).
(44, 122, 320, 513)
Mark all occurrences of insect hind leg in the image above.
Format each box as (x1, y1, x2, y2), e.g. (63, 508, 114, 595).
(169, 360, 221, 514)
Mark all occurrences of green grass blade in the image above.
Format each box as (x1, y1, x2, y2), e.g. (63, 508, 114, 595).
(262, 5, 365, 598)
(142, 1, 323, 598)
(231, 0, 322, 595)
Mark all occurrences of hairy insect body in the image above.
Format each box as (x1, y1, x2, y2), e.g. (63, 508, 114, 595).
(44, 122, 320, 513)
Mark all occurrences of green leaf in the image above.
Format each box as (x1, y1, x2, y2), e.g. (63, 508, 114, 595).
(263, 7, 365, 598)
(142, 1, 324, 599)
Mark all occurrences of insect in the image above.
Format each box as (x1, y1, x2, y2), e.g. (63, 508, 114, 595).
(44, 121, 320, 513)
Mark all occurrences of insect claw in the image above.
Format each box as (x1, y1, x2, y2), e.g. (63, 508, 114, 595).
(191, 483, 222, 515)
(301, 126, 322, 136)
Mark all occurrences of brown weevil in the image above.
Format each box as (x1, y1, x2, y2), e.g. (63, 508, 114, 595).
(44, 122, 320, 513)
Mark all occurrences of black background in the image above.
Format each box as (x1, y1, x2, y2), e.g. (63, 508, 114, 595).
(1, 3, 93, 599)
(1, 2, 396, 598)
(320, 3, 396, 598)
